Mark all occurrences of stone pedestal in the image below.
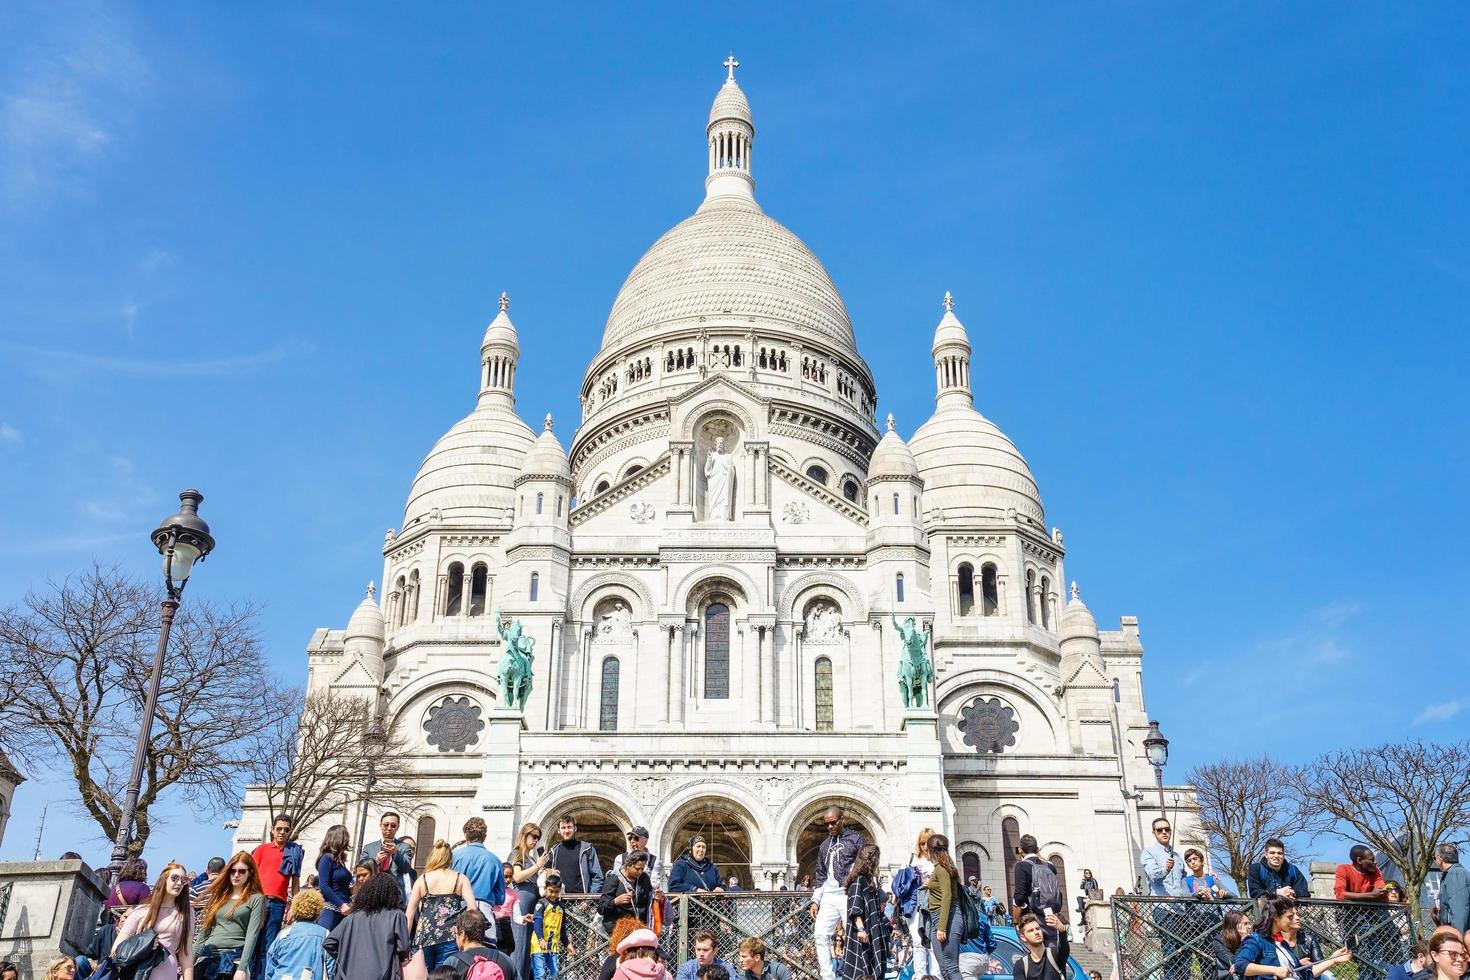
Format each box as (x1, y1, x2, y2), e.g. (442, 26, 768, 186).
(0, 860, 104, 976)
(474, 708, 527, 845)
(901, 708, 950, 835)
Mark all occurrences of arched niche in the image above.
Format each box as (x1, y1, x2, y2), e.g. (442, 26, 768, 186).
(534, 793, 635, 885)
(660, 794, 760, 890)
(691, 409, 746, 522)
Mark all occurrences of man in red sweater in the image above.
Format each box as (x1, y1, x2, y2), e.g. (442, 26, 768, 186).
(1335, 845, 1387, 901)
(251, 814, 301, 978)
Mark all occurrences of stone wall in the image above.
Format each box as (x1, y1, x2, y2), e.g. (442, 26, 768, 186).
(0, 860, 104, 976)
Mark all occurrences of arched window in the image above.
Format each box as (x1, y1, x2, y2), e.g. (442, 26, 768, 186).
(469, 563, 488, 617)
(704, 602, 730, 699)
(962, 852, 981, 885)
(1025, 570, 1037, 624)
(982, 563, 999, 617)
(958, 563, 975, 616)
(892, 492, 900, 515)
(445, 563, 465, 616)
(408, 569, 420, 622)
(413, 816, 436, 871)
(529, 572, 540, 602)
(1048, 853, 1069, 901)
(625, 465, 643, 479)
(842, 479, 859, 503)
(535, 493, 544, 515)
(1040, 576, 1052, 628)
(814, 657, 834, 732)
(896, 573, 905, 603)
(599, 657, 620, 731)
(595, 480, 611, 495)
(806, 465, 828, 485)
(1002, 817, 1022, 902)
(394, 576, 407, 627)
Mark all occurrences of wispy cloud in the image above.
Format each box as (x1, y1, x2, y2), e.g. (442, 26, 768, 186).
(1, 341, 300, 379)
(1412, 701, 1462, 727)
(0, 423, 20, 443)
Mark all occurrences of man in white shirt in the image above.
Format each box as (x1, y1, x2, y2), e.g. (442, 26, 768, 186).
(809, 806, 865, 980)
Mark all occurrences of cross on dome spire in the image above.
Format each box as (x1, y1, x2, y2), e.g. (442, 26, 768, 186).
(543, 412, 554, 432)
(366, 581, 376, 600)
(886, 412, 896, 432)
(724, 54, 740, 82)
(1070, 581, 1080, 602)
(499, 291, 509, 313)
(943, 290, 954, 313)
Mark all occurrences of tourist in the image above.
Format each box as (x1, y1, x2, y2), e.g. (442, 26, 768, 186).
(614, 929, 668, 980)
(891, 831, 933, 976)
(966, 877, 983, 905)
(669, 837, 724, 893)
(982, 885, 1005, 925)
(614, 828, 664, 890)
(45, 957, 77, 980)
(1438, 845, 1470, 933)
(1234, 896, 1351, 979)
(811, 807, 866, 980)
(1427, 931, 1469, 980)
(354, 859, 377, 891)
(675, 930, 738, 980)
(1204, 910, 1251, 980)
(316, 824, 355, 930)
(443, 909, 516, 980)
(360, 811, 417, 906)
(599, 918, 648, 980)
(840, 844, 890, 980)
(106, 858, 151, 910)
(451, 817, 506, 917)
(736, 937, 791, 980)
(799, 875, 813, 890)
(263, 889, 332, 980)
(508, 822, 551, 980)
(324, 867, 413, 980)
(407, 840, 478, 970)
(194, 852, 266, 980)
(726, 876, 742, 892)
(1012, 912, 1071, 980)
(252, 813, 302, 980)
(1140, 819, 1189, 980)
(926, 833, 964, 980)
(0, 962, 16, 980)
(600, 851, 655, 932)
(1335, 845, 1387, 901)
(1245, 839, 1310, 900)
(1386, 940, 1430, 980)
(191, 858, 226, 903)
(958, 915, 1001, 980)
(1013, 835, 1062, 947)
(1184, 850, 1228, 899)
(529, 872, 573, 980)
(113, 863, 194, 980)
(547, 813, 604, 894)
(492, 864, 520, 959)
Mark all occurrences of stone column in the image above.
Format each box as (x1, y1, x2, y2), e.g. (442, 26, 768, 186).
(663, 621, 684, 725)
(759, 624, 775, 725)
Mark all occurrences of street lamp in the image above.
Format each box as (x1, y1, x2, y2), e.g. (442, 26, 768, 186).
(353, 717, 388, 863)
(1143, 719, 1170, 821)
(107, 489, 215, 884)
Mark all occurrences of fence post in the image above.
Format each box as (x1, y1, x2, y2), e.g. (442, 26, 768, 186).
(677, 894, 688, 966)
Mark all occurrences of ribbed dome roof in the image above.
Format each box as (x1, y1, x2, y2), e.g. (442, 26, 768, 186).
(600, 196, 856, 353)
(709, 79, 752, 127)
(909, 405, 1045, 524)
(520, 415, 571, 480)
(869, 414, 919, 479)
(403, 406, 536, 528)
(1060, 583, 1099, 641)
(346, 583, 384, 642)
(482, 294, 518, 351)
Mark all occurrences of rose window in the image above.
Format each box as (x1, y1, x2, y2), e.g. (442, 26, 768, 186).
(424, 696, 485, 753)
(957, 697, 1019, 754)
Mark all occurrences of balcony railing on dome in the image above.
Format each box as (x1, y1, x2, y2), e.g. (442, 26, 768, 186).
(1110, 896, 1416, 980)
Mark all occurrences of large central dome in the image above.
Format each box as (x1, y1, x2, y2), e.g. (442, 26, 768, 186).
(600, 196, 857, 353)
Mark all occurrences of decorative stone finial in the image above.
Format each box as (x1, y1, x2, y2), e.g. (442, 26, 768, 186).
(943, 290, 954, 313)
(1070, 581, 1079, 602)
(366, 581, 376, 600)
(886, 412, 896, 432)
(723, 53, 740, 82)
(543, 413, 553, 432)
(499, 292, 509, 313)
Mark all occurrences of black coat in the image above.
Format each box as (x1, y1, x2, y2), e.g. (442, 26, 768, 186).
(598, 868, 653, 933)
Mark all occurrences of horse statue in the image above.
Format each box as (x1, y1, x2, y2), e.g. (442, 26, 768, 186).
(891, 614, 934, 709)
(495, 606, 535, 711)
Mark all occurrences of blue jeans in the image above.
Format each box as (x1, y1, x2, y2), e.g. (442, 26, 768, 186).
(423, 941, 458, 971)
(533, 952, 561, 980)
(253, 897, 287, 979)
(934, 906, 962, 980)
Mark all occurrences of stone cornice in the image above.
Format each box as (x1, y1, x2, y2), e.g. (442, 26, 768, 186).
(769, 455, 869, 527)
(569, 454, 672, 526)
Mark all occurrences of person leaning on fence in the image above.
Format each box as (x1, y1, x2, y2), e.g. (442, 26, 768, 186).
(1011, 912, 1071, 980)
(1234, 896, 1352, 980)
(1139, 818, 1191, 980)
(1436, 844, 1470, 933)
(1184, 849, 1229, 899)
(600, 850, 656, 932)
(1335, 845, 1387, 902)
(668, 836, 724, 893)
(1246, 840, 1310, 901)
(737, 938, 792, 980)
(1204, 910, 1252, 980)
(676, 930, 738, 980)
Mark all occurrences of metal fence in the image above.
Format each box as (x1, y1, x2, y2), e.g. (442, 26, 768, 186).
(1110, 897, 1416, 980)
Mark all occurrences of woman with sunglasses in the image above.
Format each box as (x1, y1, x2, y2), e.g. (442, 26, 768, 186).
(507, 822, 551, 980)
(1234, 896, 1351, 980)
(113, 863, 194, 980)
(194, 852, 265, 980)
(1428, 930, 1468, 980)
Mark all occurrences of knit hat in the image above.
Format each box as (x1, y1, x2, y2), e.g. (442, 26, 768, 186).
(616, 928, 660, 954)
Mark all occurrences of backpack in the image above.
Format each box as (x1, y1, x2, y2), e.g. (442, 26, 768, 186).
(953, 879, 983, 942)
(1027, 857, 1062, 913)
(891, 866, 920, 914)
(466, 955, 508, 980)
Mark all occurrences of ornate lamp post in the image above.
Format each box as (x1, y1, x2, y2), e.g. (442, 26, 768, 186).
(353, 717, 387, 862)
(1143, 719, 1170, 821)
(108, 489, 215, 884)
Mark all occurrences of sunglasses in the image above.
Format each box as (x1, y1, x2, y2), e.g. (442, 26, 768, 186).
(825, 820, 840, 826)
(230, 868, 250, 876)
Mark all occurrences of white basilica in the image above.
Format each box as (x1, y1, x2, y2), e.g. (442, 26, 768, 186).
(238, 63, 1192, 897)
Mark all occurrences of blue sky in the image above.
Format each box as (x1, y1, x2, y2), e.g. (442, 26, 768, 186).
(1, 3, 1466, 872)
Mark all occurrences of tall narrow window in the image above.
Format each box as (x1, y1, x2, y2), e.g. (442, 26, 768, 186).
(815, 657, 834, 732)
(393, 576, 407, 627)
(556, 496, 563, 517)
(599, 657, 620, 731)
(414, 816, 436, 871)
(896, 573, 905, 603)
(982, 563, 999, 617)
(1112, 678, 1122, 703)
(445, 563, 465, 616)
(469, 564, 488, 616)
(1025, 570, 1037, 624)
(529, 572, 540, 602)
(536, 493, 544, 515)
(962, 852, 981, 885)
(704, 602, 730, 699)
(1040, 576, 1052, 628)
(408, 569, 420, 622)
(1002, 817, 1022, 903)
(1048, 854, 1069, 901)
(958, 563, 975, 616)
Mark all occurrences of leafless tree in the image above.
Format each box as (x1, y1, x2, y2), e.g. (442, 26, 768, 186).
(1297, 740, 1470, 916)
(1188, 755, 1328, 887)
(0, 563, 293, 857)
(245, 689, 425, 844)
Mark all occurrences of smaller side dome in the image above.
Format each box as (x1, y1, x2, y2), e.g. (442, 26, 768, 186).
(519, 414, 571, 480)
(869, 414, 919, 480)
(1060, 581, 1099, 641)
(345, 582, 385, 642)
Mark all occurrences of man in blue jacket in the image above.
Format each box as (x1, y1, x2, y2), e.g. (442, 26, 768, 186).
(1436, 843, 1470, 933)
(453, 816, 507, 916)
(1246, 839, 1311, 900)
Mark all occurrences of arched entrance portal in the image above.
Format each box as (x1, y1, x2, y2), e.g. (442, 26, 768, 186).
(667, 800, 755, 890)
(540, 798, 631, 883)
(792, 803, 876, 887)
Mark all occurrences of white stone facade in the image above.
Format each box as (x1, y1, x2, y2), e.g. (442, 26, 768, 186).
(238, 65, 1197, 896)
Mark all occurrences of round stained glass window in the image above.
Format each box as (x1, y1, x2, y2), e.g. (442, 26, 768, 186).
(424, 695, 485, 753)
(957, 696, 1020, 754)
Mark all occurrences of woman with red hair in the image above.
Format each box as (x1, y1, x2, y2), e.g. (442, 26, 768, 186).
(193, 851, 265, 980)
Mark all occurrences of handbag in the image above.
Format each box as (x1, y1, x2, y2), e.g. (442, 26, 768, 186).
(113, 929, 159, 970)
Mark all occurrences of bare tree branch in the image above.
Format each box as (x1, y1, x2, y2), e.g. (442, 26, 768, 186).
(1187, 755, 1329, 887)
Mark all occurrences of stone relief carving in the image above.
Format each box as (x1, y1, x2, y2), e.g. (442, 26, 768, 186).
(630, 776, 669, 808)
(596, 601, 633, 643)
(958, 697, 1020, 754)
(754, 775, 794, 807)
(423, 695, 485, 753)
(629, 501, 656, 523)
(804, 601, 842, 644)
(782, 501, 811, 524)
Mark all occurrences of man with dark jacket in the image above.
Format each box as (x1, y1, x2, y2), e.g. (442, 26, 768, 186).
(810, 806, 866, 980)
(548, 812, 604, 894)
(1245, 839, 1311, 900)
(1436, 843, 1470, 933)
(599, 851, 655, 933)
(1013, 835, 1062, 950)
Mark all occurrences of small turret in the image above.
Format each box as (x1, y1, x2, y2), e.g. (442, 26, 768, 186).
(1059, 581, 1103, 679)
(480, 292, 520, 409)
(343, 581, 386, 686)
(703, 55, 756, 205)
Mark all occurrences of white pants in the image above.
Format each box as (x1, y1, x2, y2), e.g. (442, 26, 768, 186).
(813, 881, 848, 980)
(911, 908, 935, 976)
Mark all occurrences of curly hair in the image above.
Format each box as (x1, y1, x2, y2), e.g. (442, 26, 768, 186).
(608, 916, 643, 956)
(351, 865, 404, 913)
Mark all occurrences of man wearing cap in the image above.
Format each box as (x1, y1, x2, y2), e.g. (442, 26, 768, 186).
(614, 827, 664, 890)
